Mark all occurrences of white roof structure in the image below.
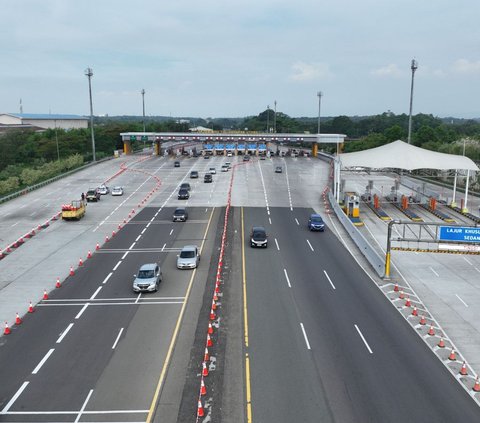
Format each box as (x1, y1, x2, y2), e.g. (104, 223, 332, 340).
(339, 140, 479, 171)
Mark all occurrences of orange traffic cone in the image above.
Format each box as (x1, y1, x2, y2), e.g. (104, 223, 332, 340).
(55, 277, 61, 288)
(399, 290, 405, 300)
(15, 313, 22, 325)
(209, 308, 216, 321)
(28, 301, 35, 313)
(202, 361, 209, 377)
(43, 290, 48, 300)
(118, 224, 122, 230)
(460, 361, 468, 376)
(131, 209, 135, 214)
(212, 300, 217, 311)
(394, 281, 399, 292)
(112, 230, 116, 237)
(411, 306, 418, 316)
(428, 324, 435, 336)
(105, 235, 109, 242)
(473, 376, 480, 392)
(70, 266, 75, 276)
(96, 243, 100, 250)
(197, 400, 204, 417)
(79, 257, 83, 266)
(204, 347, 209, 362)
(419, 315, 426, 325)
(208, 323, 213, 334)
(87, 250, 92, 258)
(207, 334, 213, 347)
(448, 348, 456, 361)
(405, 296, 411, 307)
(438, 338, 445, 348)
(4, 322, 11, 335)
(200, 379, 207, 396)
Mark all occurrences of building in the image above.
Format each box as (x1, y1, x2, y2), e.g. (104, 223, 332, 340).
(0, 113, 89, 130)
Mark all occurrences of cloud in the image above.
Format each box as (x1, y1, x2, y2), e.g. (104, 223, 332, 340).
(290, 61, 331, 81)
(451, 59, 480, 74)
(370, 64, 404, 78)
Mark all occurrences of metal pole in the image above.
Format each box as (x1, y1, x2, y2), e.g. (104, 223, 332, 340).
(85, 67, 96, 162)
(266, 105, 270, 133)
(273, 100, 277, 133)
(317, 91, 322, 134)
(407, 59, 418, 144)
(141, 89, 146, 133)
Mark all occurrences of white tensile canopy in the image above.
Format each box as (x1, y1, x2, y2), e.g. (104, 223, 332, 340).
(339, 140, 479, 171)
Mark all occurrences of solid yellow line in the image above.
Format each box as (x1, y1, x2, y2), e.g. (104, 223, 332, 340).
(146, 207, 215, 423)
(242, 207, 252, 423)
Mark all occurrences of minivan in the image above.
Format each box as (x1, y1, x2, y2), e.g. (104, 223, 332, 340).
(133, 263, 162, 292)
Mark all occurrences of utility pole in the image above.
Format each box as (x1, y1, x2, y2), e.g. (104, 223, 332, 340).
(85, 67, 96, 161)
(141, 89, 146, 133)
(407, 59, 418, 144)
(273, 100, 277, 133)
(266, 105, 270, 133)
(317, 91, 323, 134)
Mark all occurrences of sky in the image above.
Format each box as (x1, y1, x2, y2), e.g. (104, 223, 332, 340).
(1, 0, 480, 119)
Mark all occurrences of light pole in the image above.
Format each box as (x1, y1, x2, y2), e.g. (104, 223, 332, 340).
(85, 67, 96, 161)
(273, 100, 277, 133)
(407, 59, 418, 144)
(266, 105, 270, 133)
(317, 91, 323, 134)
(141, 89, 146, 133)
(54, 119, 60, 161)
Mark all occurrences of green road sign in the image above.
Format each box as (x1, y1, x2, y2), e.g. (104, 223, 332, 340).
(130, 135, 137, 141)
(141, 135, 148, 141)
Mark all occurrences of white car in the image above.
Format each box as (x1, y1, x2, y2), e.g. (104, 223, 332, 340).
(227, 152, 233, 157)
(221, 165, 229, 172)
(97, 185, 109, 195)
(209, 167, 216, 174)
(111, 186, 124, 196)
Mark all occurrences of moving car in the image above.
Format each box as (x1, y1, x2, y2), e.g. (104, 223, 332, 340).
(204, 155, 210, 159)
(133, 263, 162, 292)
(209, 167, 216, 174)
(180, 182, 191, 191)
(308, 214, 326, 231)
(221, 165, 229, 172)
(111, 186, 124, 196)
(227, 152, 233, 157)
(86, 188, 101, 202)
(98, 185, 109, 195)
(173, 207, 188, 222)
(177, 245, 200, 269)
(225, 162, 231, 168)
(250, 226, 268, 248)
(243, 155, 250, 161)
(174, 161, 180, 167)
(178, 188, 190, 199)
(190, 170, 199, 179)
(204, 174, 213, 183)
(275, 166, 283, 173)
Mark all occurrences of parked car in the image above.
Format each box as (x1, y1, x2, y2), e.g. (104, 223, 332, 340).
(180, 182, 191, 191)
(177, 245, 200, 269)
(227, 152, 233, 157)
(174, 161, 180, 167)
(111, 186, 124, 196)
(133, 263, 162, 292)
(86, 188, 101, 202)
(173, 207, 188, 222)
(190, 170, 199, 179)
(308, 214, 326, 231)
(250, 226, 268, 248)
(275, 166, 283, 173)
(204, 174, 213, 183)
(178, 188, 190, 199)
(98, 185, 110, 195)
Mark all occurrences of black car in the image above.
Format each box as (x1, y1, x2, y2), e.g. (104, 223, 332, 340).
(204, 174, 213, 183)
(180, 182, 191, 191)
(190, 171, 199, 179)
(86, 188, 101, 202)
(174, 161, 180, 167)
(178, 188, 190, 199)
(173, 207, 188, 222)
(250, 226, 268, 248)
(275, 166, 283, 173)
(243, 155, 250, 161)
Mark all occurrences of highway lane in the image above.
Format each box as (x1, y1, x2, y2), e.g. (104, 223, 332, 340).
(243, 206, 480, 422)
(0, 205, 219, 422)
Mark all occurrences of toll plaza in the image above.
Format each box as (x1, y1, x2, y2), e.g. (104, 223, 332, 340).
(119, 132, 346, 157)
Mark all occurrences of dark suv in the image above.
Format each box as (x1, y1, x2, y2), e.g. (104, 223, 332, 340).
(204, 174, 213, 183)
(250, 226, 268, 248)
(178, 188, 190, 200)
(86, 188, 100, 202)
(173, 207, 188, 222)
(180, 182, 191, 191)
(308, 214, 325, 231)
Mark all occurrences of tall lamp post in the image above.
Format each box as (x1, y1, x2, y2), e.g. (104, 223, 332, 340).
(141, 89, 146, 133)
(273, 100, 277, 133)
(407, 59, 418, 144)
(266, 105, 270, 133)
(317, 91, 323, 134)
(85, 67, 96, 161)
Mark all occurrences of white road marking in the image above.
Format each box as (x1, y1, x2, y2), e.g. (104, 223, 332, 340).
(0, 409, 149, 415)
(141, 228, 146, 234)
(269, 217, 272, 225)
(463, 256, 473, 265)
(75, 303, 89, 319)
(354, 324, 373, 354)
(475, 267, 480, 274)
(135, 293, 141, 304)
(306, 239, 314, 251)
(455, 294, 469, 307)
(323, 270, 336, 290)
(300, 323, 311, 350)
(112, 328, 124, 349)
(429, 266, 439, 277)
(129, 242, 136, 249)
(90, 286, 102, 300)
(121, 252, 129, 260)
(162, 243, 166, 251)
(1, 381, 29, 413)
(295, 218, 300, 226)
(275, 238, 280, 250)
(11, 222, 19, 227)
(102, 273, 113, 284)
(135, 235, 141, 242)
(146, 222, 151, 228)
(169, 229, 174, 235)
(32, 348, 55, 374)
(283, 268, 292, 288)
(56, 323, 74, 344)
(113, 261, 122, 271)
(75, 389, 93, 423)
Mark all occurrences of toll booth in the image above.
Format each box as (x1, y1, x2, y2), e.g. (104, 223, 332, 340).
(343, 192, 363, 225)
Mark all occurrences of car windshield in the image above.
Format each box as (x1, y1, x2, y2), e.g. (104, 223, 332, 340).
(311, 216, 323, 223)
(180, 251, 195, 258)
(175, 209, 185, 215)
(138, 270, 154, 278)
(253, 231, 266, 240)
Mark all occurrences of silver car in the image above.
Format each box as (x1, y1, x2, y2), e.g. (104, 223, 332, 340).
(111, 186, 124, 196)
(177, 245, 200, 269)
(133, 263, 162, 292)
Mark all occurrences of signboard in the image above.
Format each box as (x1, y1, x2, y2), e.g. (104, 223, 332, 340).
(237, 144, 245, 150)
(129, 135, 137, 141)
(248, 144, 257, 150)
(141, 135, 148, 141)
(438, 226, 480, 243)
(258, 144, 267, 150)
(226, 144, 235, 150)
(204, 144, 213, 150)
(215, 144, 225, 150)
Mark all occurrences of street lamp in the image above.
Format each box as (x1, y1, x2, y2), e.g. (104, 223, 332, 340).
(317, 91, 323, 134)
(141, 89, 146, 133)
(85, 67, 96, 161)
(266, 105, 270, 133)
(407, 59, 418, 144)
(273, 100, 277, 133)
